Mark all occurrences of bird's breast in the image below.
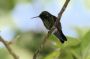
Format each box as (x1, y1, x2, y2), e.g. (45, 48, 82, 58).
(42, 19, 55, 30)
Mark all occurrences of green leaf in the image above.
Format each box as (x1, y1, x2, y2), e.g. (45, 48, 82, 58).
(62, 37, 80, 48)
(44, 50, 60, 59)
(59, 48, 73, 59)
(49, 34, 62, 48)
(81, 31, 90, 49)
(81, 31, 90, 59)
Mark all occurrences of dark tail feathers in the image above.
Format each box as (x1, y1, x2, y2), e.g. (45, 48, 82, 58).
(54, 30, 67, 43)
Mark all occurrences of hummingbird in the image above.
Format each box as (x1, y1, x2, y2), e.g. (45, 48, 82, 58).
(33, 11, 67, 43)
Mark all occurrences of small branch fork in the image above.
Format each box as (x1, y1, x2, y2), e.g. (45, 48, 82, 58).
(33, 0, 70, 59)
(0, 37, 19, 59)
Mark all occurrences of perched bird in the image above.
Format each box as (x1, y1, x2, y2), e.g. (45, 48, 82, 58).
(33, 11, 67, 43)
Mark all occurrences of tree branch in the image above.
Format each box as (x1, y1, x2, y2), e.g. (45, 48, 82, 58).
(0, 36, 19, 59)
(33, 27, 55, 59)
(58, 0, 70, 20)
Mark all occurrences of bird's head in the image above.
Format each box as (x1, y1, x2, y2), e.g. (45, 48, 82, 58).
(39, 11, 52, 20)
(32, 11, 52, 20)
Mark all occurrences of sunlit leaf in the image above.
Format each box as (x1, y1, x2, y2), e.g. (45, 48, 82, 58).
(59, 48, 73, 59)
(44, 50, 60, 59)
(63, 37, 80, 48)
(81, 31, 90, 59)
(49, 34, 62, 48)
(81, 31, 90, 50)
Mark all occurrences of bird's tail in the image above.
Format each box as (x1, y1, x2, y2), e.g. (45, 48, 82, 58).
(54, 30, 67, 43)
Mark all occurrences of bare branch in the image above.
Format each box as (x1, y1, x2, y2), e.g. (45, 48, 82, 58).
(58, 0, 70, 20)
(33, 27, 55, 59)
(0, 36, 19, 59)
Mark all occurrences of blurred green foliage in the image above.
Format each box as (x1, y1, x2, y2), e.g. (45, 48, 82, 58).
(0, 29, 90, 59)
(0, 0, 90, 59)
(0, 0, 15, 12)
(0, 48, 9, 59)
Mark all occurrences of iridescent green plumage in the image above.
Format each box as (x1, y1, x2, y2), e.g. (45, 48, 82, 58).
(39, 11, 67, 43)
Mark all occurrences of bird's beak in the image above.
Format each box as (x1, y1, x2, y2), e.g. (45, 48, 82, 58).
(31, 16, 39, 19)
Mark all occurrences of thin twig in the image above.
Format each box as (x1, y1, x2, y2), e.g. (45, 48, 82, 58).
(33, 0, 70, 59)
(0, 36, 19, 59)
(58, 0, 70, 20)
(33, 27, 55, 59)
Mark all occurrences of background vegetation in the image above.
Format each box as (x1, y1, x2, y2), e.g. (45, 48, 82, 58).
(0, 0, 90, 59)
